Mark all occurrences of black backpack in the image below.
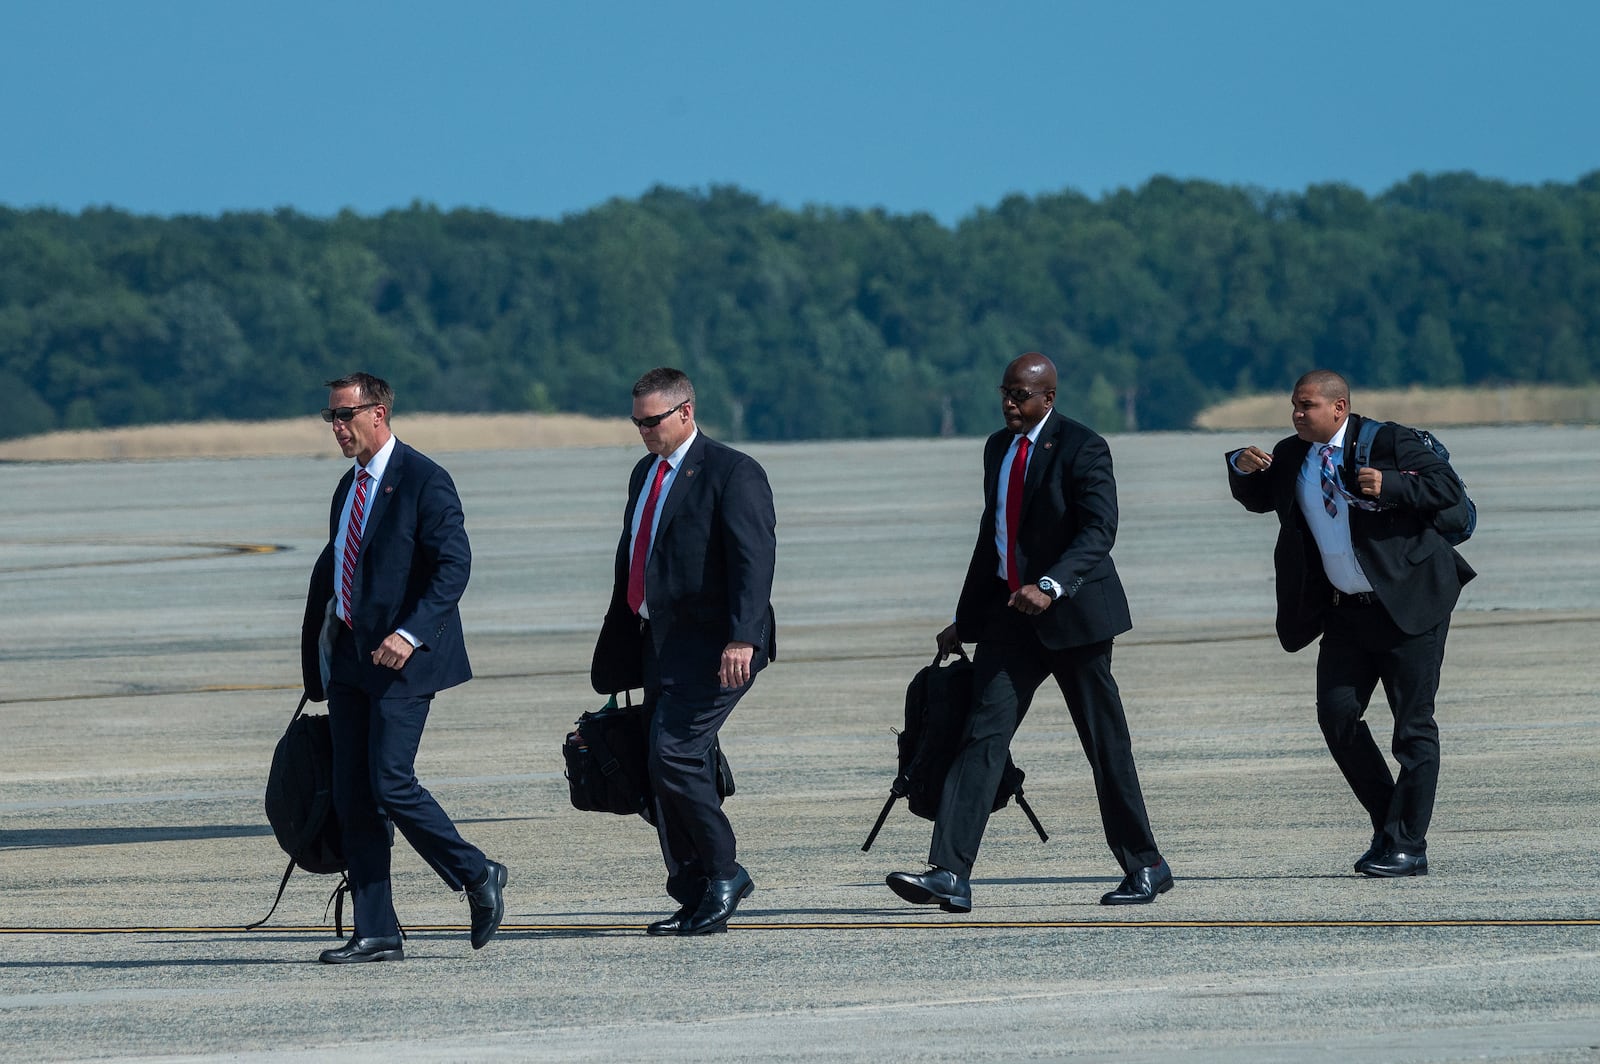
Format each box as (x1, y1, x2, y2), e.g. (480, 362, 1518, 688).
(564, 692, 734, 825)
(1352, 418, 1477, 545)
(861, 650, 1048, 852)
(248, 694, 349, 931)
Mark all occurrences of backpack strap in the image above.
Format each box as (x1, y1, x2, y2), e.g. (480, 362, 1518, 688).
(860, 794, 899, 853)
(1352, 417, 1382, 469)
(1014, 791, 1049, 843)
(244, 857, 299, 931)
(325, 875, 351, 938)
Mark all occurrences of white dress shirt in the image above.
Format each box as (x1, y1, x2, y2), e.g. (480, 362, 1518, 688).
(629, 429, 697, 620)
(993, 411, 1051, 583)
(1296, 422, 1374, 594)
(333, 435, 420, 645)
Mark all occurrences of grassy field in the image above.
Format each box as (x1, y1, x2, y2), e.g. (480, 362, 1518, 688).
(2, 384, 1597, 462)
(1196, 383, 1600, 430)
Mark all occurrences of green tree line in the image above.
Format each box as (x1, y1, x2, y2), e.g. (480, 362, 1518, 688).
(2, 171, 1597, 441)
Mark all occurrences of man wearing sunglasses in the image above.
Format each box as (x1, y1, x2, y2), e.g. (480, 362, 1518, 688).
(591, 367, 777, 936)
(300, 372, 507, 963)
(886, 352, 1172, 912)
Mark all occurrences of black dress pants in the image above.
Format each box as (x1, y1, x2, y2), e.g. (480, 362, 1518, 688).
(1315, 600, 1449, 853)
(327, 631, 485, 937)
(929, 609, 1161, 879)
(642, 635, 750, 896)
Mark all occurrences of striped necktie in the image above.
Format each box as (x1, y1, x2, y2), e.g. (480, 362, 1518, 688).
(1318, 446, 1340, 518)
(339, 469, 371, 627)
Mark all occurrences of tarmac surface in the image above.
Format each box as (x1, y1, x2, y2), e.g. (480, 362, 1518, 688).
(2, 425, 1597, 1062)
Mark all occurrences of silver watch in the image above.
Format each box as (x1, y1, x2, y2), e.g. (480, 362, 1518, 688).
(1037, 577, 1062, 600)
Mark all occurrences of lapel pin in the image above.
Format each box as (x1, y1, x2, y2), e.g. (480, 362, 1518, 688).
(685, 469, 696, 477)
(384, 486, 394, 493)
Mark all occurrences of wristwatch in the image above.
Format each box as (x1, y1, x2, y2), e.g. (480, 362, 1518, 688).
(1037, 577, 1063, 600)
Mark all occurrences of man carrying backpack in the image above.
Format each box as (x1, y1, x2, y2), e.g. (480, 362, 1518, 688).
(885, 352, 1172, 912)
(301, 372, 508, 962)
(1226, 369, 1476, 878)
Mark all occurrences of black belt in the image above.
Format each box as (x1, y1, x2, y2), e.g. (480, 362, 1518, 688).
(1332, 590, 1380, 607)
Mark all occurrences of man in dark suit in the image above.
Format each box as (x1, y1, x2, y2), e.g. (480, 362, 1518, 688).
(1226, 369, 1475, 877)
(592, 367, 777, 936)
(300, 372, 506, 963)
(887, 352, 1172, 912)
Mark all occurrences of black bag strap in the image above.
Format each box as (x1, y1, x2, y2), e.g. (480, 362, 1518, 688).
(324, 875, 351, 938)
(860, 794, 900, 853)
(1014, 791, 1049, 843)
(245, 857, 298, 931)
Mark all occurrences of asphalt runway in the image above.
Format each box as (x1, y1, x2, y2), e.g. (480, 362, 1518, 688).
(2, 426, 1598, 1062)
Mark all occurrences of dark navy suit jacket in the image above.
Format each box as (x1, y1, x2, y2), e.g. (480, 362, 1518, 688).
(301, 439, 473, 700)
(592, 432, 776, 693)
(955, 410, 1133, 651)
(1226, 413, 1476, 652)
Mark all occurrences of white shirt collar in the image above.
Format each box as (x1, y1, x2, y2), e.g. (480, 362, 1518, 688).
(661, 428, 697, 469)
(357, 435, 398, 484)
(1015, 408, 1052, 447)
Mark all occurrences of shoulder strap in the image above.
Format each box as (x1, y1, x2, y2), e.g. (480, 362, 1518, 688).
(1353, 418, 1382, 468)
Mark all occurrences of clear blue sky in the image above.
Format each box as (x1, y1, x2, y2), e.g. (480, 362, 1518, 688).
(3, 0, 1595, 226)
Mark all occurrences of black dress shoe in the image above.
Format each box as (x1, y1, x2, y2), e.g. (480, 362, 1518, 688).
(679, 865, 755, 936)
(1358, 849, 1428, 877)
(467, 859, 508, 949)
(647, 903, 695, 937)
(886, 867, 972, 913)
(1354, 831, 1387, 872)
(1100, 859, 1174, 905)
(319, 934, 403, 964)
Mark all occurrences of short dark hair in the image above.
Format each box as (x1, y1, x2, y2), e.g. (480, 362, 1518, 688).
(631, 367, 695, 406)
(325, 373, 395, 413)
(1294, 369, 1349, 403)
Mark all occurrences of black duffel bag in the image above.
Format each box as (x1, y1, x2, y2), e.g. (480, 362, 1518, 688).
(564, 692, 734, 823)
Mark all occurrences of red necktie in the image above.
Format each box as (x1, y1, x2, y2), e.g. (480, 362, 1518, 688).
(626, 459, 671, 615)
(1005, 435, 1030, 591)
(340, 469, 371, 627)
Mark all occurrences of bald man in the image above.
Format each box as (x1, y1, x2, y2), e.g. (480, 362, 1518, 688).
(886, 353, 1172, 912)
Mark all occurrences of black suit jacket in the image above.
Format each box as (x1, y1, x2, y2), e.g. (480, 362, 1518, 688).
(300, 440, 473, 700)
(1226, 413, 1477, 652)
(955, 410, 1133, 651)
(592, 432, 777, 693)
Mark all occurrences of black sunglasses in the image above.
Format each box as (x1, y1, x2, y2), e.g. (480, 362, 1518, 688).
(631, 399, 688, 429)
(320, 403, 379, 423)
(998, 387, 1046, 404)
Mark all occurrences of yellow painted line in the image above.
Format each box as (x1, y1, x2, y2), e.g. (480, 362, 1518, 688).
(1, 918, 1596, 935)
